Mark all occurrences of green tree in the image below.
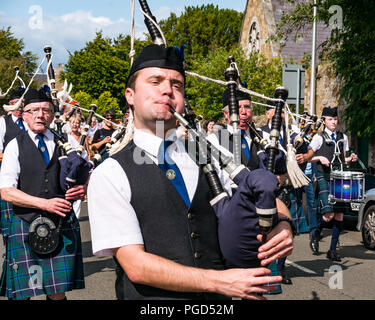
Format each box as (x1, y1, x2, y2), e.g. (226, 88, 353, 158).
(186, 47, 282, 119)
(96, 91, 120, 116)
(158, 4, 243, 68)
(72, 91, 94, 112)
(0, 27, 37, 108)
(271, 0, 375, 137)
(61, 31, 146, 111)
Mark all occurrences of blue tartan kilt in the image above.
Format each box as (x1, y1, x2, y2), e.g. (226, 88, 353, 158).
(289, 188, 309, 234)
(0, 197, 13, 239)
(0, 211, 85, 300)
(316, 171, 333, 215)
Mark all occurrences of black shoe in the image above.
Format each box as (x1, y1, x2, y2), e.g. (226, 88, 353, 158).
(309, 232, 319, 255)
(327, 250, 341, 262)
(280, 269, 292, 285)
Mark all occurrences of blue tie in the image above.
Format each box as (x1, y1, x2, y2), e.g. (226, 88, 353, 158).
(17, 118, 26, 132)
(158, 140, 191, 208)
(36, 133, 50, 165)
(240, 130, 250, 160)
(331, 133, 335, 141)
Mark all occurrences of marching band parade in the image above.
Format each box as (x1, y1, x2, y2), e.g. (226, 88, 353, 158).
(0, 0, 374, 309)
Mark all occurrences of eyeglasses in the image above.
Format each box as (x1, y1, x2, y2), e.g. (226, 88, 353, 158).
(239, 104, 252, 110)
(105, 117, 114, 120)
(24, 108, 52, 115)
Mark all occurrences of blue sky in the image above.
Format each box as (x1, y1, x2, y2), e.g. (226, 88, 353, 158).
(0, 0, 246, 64)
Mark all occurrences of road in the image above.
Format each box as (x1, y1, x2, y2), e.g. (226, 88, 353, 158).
(1, 203, 375, 300)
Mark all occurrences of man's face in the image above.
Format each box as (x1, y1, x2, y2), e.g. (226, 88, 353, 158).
(266, 108, 285, 123)
(324, 116, 338, 132)
(104, 114, 114, 128)
(23, 102, 54, 134)
(238, 99, 252, 130)
(223, 99, 253, 130)
(125, 67, 185, 133)
(9, 99, 24, 118)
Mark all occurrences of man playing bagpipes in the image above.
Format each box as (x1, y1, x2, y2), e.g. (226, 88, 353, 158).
(87, 43, 294, 300)
(0, 88, 86, 300)
(208, 89, 264, 171)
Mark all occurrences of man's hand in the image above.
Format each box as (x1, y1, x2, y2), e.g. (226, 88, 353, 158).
(319, 156, 330, 167)
(214, 267, 282, 300)
(114, 244, 282, 301)
(295, 153, 305, 164)
(350, 153, 358, 162)
(65, 185, 86, 201)
(41, 198, 72, 217)
(256, 221, 294, 266)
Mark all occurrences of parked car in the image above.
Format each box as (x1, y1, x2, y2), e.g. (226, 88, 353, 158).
(357, 187, 375, 249)
(340, 155, 375, 249)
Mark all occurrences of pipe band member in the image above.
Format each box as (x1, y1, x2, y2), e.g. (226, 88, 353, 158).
(302, 106, 357, 261)
(0, 88, 86, 300)
(87, 44, 293, 300)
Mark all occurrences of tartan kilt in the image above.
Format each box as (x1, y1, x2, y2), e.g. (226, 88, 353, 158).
(289, 188, 309, 234)
(0, 211, 85, 300)
(0, 197, 13, 239)
(316, 171, 334, 215)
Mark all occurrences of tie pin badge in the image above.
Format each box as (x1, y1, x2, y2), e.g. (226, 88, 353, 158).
(166, 169, 176, 180)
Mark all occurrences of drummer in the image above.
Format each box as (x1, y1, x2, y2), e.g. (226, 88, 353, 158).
(296, 106, 357, 261)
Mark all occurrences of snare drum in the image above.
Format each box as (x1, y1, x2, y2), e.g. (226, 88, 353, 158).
(330, 171, 365, 202)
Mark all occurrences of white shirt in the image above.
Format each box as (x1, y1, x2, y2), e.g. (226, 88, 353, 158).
(0, 114, 29, 153)
(67, 134, 88, 161)
(309, 128, 349, 153)
(88, 128, 231, 257)
(0, 130, 56, 189)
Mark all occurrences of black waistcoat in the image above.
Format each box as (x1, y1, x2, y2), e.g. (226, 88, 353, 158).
(111, 141, 228, 300)
(315, 131, 345, 178)
(13, 132, 64, 224)
(3, 115, 23, 150)
(217, 128, 260, 170)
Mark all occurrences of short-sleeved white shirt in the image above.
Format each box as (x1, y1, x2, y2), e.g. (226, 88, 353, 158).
(309, 128, 349, 153)
(0, 130, 55, 188)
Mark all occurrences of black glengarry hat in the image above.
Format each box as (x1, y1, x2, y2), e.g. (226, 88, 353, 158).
(127, 44, 185, 86)
(9, 87, 25, 101)
(24, 88, 53, 107)
(322, 106, 338, 117)
(265, 100, 274, 111)
(222, 88, 251, 107)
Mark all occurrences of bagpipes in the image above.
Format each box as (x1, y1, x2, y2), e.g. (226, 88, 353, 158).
(139, 0, 280, 268)
(224, 56, 242, 165)
(0, 66, 25, 99)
